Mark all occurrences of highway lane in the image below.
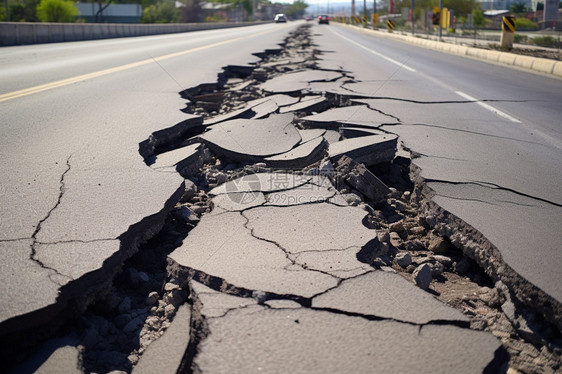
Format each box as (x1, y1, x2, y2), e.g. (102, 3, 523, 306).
(0, 21, 298, 343)
(312, 23, 562, 319)
(325, 25, 562, 148)
(0, 24, 289, 95)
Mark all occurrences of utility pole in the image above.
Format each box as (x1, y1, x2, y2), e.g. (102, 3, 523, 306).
(439, 0, 443, 40)
(352, 0, 355, 16)
(5, 0, 9, 21)
(363, 0, 367, 24)
(410, 0, 414, 34)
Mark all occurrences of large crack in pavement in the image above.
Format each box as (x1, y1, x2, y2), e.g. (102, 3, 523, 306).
(29, 155, 74, 284)
(11, 24, 560, 374)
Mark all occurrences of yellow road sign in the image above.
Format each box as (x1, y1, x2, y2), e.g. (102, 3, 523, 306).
(502, 16, 516, 32)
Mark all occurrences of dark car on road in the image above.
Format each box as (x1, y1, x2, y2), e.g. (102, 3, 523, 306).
(274, 14, 287, 23)
(318, 15, 330, 24)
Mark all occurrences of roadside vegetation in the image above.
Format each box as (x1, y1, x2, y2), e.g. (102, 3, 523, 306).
(0, 0, 306, 23)
(36, 0, 79, 22)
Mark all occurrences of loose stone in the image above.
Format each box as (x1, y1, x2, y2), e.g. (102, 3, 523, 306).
(413, 263, 432, 290)
(395, 252, 412, 268)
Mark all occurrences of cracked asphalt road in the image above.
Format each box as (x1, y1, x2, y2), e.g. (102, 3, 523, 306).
(1, 20, 561, 373)
(312, 24, 562, 320)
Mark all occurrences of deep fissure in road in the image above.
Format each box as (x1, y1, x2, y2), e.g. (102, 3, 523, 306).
(9, 24, 560, 374)
(139, 24, 559, 373)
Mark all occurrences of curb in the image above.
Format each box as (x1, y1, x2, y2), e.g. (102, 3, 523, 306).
(337, 23, 562, 78)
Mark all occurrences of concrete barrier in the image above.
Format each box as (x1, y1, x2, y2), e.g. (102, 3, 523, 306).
(552, 62, 562, 77)
(530, 58, 557, 74)
(513, 55, 535, 70)
(0, 21, 272, 46)
(338, 23, 562, 79)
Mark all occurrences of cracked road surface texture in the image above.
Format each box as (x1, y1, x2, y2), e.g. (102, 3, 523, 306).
(191, 281, 501, 374)
(0, 130, 185, 350)
(6, 22, 561, 374)
(315, 26, 562, 324)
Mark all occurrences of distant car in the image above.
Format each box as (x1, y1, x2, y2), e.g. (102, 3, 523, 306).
(305, 16, 312, 21)
(318, 15, 330, 24)
(274, 14, 287, 23)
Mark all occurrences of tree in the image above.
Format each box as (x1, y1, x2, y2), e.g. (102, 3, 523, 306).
(141, 1, 181, 22)
(7, 0, 41, 21)
(510, 2, 529, 13)
(472, 7, 486, 26)
(444, 0, 478, 18)
(94, 0, 113, 22)
(285, 0, 307, 18)
(36, 0, 78, 22)
(181, 0, 202, 22)
(388, 0, 480, 20)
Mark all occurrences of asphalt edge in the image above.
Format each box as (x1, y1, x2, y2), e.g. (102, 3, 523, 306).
(336, 23, 562, 79)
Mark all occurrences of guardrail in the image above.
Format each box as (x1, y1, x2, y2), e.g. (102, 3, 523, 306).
(0, 21, 272, 47)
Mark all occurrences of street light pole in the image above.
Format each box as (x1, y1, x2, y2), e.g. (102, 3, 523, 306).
(410, 0, 414, 34)
(439, 0, 443, 40)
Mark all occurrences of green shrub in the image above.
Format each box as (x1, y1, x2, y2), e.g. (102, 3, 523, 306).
(513, 33, 528, 43)
(141, 2, 181, 23)
(515, 18, 538, 30)
(36, 0, 78, 22)
(531, 35, 560, 48)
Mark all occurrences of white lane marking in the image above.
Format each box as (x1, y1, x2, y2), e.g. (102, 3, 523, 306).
(455, 91, 522, 123)
(329, 27, 417, 72)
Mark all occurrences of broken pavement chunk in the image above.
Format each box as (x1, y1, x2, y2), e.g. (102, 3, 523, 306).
(150, 143, 202, 176)
(312, 271, 468, 324)
(260, 70, 342, 95)
(246, 94, 300, 108)
(249, 99, 279, 119)
(264, 182, 336, 206)
(292, 247, 373, 278)
(132, 304, 191, 374)
(26, 337, 82, 374)
(298, 129, 326, 143)
(329, 134, 397, 167)
(335, 155, 391, 202)
(264, 136, 327, 168)
(244, 203, 376, 255)
(280, 96, 330, 114)
(210, 192, 266, 213)
(340, 126, 386, 138)
(209, 172, 312, 196)
(198, 113, 301, 162)
(168, 211, 338, 299)
(323, 130, 341, 144)
(194, 307, 505, 374)
(190, 280, 259, 318)
(203, 105, 256, 126)
(301, 105, 396, 129)
(138, 115, 203, 158)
